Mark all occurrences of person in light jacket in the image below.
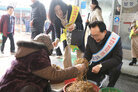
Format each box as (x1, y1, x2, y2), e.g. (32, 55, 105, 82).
(85, 0, 103, 47)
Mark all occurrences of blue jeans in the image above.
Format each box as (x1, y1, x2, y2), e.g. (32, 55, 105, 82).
(1, 33, 15, 52)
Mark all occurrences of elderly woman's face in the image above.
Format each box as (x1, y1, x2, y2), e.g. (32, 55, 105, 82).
(54, 5, 63, 18)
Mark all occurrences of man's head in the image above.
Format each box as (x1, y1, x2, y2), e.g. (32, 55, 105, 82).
(89, 21, 107, 43)
(7, 6, 14, 15)
(31, 0, 37, 3)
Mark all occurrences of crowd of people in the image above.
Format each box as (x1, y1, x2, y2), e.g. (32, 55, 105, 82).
(0, 0, 137, 92)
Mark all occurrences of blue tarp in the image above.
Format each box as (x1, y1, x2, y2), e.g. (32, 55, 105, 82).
(81, 1, 86, 9)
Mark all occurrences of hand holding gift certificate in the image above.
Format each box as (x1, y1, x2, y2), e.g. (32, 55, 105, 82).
(65, 22, 76, 32)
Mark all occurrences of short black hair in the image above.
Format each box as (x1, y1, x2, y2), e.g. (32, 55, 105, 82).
(89, 21, 106, 32)
(7, 6, 14, 10)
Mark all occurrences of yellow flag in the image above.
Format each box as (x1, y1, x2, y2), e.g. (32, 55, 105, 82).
(60, 5, 79, 42)
(60, 6, 80, 51)
(60, 33, 67, 42)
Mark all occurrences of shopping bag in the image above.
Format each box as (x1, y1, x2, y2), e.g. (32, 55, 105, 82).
(71, 29, 84, 46)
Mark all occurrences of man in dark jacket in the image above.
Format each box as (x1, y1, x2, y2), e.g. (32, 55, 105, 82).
(30, 0, 46, 39)
(84, 21, 122, 87)
(0, 6, 15, 54)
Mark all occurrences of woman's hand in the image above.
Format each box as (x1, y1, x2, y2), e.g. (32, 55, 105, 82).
(52, 38, 59, 47)
(67, 24, 76, 32)
(30, 20, 33, 27)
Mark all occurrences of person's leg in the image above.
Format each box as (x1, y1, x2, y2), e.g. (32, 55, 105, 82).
(31, 31, 37, 39)
(31, 28, 40, 39)
(63, 45, 72, 68)
(51, 29, 55, 42)
(8, 33, 15, 52)
(31, 31, 40, 39)
(1, 35, 7, 53)
(20, 85, 40, 92)
(26, 25, 29, 32)
(107, 63, 122, 87)
(25, 24, 28, 32)
(76, 49, 84, 59)
(130, 36, 138, 65)
(56, 47, 62, 56)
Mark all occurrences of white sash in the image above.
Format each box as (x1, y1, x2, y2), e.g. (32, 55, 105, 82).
(90, 32, 120, 63)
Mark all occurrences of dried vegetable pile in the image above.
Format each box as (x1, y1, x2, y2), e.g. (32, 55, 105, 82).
(66, 58, 97, 92)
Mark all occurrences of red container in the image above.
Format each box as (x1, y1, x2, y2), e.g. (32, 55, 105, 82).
(64, 78, 76, 84)
(63, 81, 100, 92)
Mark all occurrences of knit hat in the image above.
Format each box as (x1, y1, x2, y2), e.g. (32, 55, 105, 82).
(17, 34, 53, 55)
(91, 0, 98, 5)
(33, 34, 54, 54)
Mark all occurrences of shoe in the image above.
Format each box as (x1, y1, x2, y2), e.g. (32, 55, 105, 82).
(11, 51, 16, 55)
(11, 50, 15, 53)
(129, 58, 137, 66)
(0, 51, 4, 54)
(96, 75, 108, 88)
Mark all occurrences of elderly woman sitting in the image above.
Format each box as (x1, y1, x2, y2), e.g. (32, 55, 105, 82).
(0, 34, 86, 92)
